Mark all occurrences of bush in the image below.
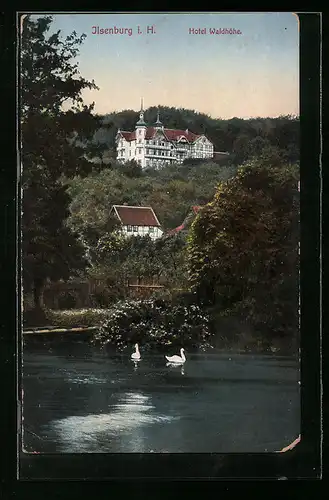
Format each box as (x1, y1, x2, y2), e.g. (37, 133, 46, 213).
(93, 298, 212, 350)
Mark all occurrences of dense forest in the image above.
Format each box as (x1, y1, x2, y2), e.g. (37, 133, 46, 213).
(22, 15, 300, 352)
(93, 107, 299, 167)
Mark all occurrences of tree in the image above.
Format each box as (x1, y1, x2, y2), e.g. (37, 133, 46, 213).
(187, 151, 299, 339)
(21, 15, 104, 308)
(154, 234, 188, 291)
(119, 159, 143, 178)
(86, 231, 188, 302)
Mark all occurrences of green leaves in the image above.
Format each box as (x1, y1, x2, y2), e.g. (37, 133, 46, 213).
(86, 234, 188, 301)
(94, 299, 212, 350)
(21, 15, 103, 299)
(187, 154, 299, 338)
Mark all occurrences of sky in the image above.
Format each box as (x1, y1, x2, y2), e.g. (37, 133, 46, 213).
(30, 12, 299, 119)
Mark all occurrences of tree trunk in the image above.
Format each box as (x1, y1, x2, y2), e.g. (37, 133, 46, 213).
(33, 279, 44, 309)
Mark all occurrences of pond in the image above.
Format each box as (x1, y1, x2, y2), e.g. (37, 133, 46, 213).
(22, 336, 300, 453)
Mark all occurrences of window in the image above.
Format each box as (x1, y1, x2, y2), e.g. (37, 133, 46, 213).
(138, 139, 141, 143)
(133, 226, 138, 232)
(127, 225, 132, 232)
(149, 227, 154, 233)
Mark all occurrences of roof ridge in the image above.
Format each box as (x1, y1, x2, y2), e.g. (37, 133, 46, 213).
(113, 205, 154, 210)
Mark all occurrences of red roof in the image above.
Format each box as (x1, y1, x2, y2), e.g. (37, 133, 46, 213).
(167, 223, 185, 236)
(112, 205, 161, 227)
(163, 128, 200, 143)
(119, 131, 136, 141)
(118, 127, 202, 143)
(166, 206, 202, 235)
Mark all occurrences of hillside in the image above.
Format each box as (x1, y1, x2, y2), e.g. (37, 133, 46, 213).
(93, 106, 300, 165)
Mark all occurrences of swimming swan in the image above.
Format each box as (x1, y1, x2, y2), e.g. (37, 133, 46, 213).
(131, 343, 141, 361)
(165, 348, 186, 364)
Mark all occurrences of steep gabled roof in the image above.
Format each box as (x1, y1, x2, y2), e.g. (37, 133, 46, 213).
(112, 205, 161, 227)
(163, 128, 200, 143)
(117, 130, 136, 141)
(118, 127, 206, 144)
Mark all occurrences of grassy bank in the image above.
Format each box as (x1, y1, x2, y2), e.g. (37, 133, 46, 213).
(23, 307, 110, 329)
(208, 314, 298, 355)
(23, 306, 298, 355)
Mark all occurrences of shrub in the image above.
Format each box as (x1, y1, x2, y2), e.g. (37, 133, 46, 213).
(93, 298, 212, 350)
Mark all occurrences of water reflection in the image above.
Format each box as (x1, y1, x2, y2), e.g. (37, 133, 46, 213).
(166, 362, 185, 376)
(132, 360, 140, 371)
(50, 391, 177, 453)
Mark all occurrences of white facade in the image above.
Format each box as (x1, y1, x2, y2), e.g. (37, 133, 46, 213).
(120, 224, 163, 241)
(116, 103, 214, 169)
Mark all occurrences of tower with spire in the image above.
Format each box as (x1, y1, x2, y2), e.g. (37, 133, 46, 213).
(136, 98, 146, 127)
(154, 108, 163, 130)
(135, 98, 147, 167)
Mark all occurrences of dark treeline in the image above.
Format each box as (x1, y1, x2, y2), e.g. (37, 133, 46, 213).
(94, 106, 299, 166)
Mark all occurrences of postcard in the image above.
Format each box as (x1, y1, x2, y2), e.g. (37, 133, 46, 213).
(18, 11, 311, 479)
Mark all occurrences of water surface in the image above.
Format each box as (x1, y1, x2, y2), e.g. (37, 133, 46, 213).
(22, 337, 300, 453)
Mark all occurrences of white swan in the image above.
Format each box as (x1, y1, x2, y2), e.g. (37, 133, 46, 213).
(165, 348, 186, 364)
(131, 343, 141, 361)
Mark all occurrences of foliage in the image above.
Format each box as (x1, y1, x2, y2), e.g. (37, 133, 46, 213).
(87, 233, 188, 300)
(93, 299, 212, 350)
(21, 15, 104, 307)
(187, 150, 299, 339)
(66, 109, 299, 271)
(21, 15, 300, 353)
(65, 161, 237, 249)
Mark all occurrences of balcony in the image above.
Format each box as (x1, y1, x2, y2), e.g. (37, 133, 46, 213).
(146, 143, 171, 150)
(145, 152, 173, 159)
